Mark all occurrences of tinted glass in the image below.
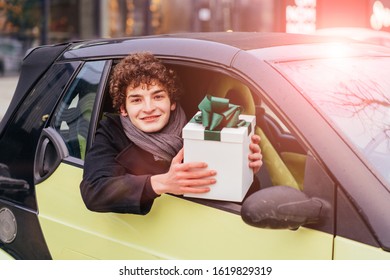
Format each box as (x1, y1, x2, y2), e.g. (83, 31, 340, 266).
(274, 56, 390, 186)
(53, 60, 106, 160)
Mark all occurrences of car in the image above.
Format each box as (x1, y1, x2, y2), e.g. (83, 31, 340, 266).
(0, 32, 389, 260)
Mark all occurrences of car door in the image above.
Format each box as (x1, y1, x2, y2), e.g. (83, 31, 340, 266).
(34, 58, 335, 260)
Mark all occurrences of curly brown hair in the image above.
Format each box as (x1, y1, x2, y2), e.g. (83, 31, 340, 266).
(109, 52, 182, 112)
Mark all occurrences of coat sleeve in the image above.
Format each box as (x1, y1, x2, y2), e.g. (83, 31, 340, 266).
(79, 118, 160, 214)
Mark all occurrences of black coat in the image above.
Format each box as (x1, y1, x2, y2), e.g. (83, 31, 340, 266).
(80, 114, 168, 214)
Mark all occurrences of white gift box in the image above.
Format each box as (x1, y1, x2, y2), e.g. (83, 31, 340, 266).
(182, 111, 256, 202)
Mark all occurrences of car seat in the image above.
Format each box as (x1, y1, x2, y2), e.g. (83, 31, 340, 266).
(206, 73, 301, 190)
(54, 92, 95, 160)
(77, 92, 96, 160)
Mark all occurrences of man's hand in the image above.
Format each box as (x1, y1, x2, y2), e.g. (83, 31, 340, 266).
(151, 148, 216, 195)
(249, 134, 263, 174)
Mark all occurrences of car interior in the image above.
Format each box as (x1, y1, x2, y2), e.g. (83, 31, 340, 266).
(168, 64, 306, 192)
(108, 63, 306, 191)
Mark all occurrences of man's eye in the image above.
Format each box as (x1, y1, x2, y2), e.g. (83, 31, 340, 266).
(130, 98, 141, 103)
(154, 94, 165, 100)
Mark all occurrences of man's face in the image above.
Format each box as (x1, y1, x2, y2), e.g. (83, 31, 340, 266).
(120, 82, 176, 133)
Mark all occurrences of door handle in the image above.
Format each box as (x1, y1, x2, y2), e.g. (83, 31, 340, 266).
(34, 127, 69, 183)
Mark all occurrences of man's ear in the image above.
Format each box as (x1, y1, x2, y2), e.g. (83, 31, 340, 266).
(170, 102, 176, 111)
(120, 106, 128, 116)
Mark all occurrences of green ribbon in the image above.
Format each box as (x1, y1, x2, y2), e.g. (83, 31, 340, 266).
(194, 95, 247, 141)
(195, 95, 246, 131)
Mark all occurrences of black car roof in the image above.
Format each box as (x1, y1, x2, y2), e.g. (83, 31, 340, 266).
(66, 31, 352, 52)
(159, 31, 354, 49)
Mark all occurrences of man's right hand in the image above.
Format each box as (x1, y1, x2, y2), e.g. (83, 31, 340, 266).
(150, 148, 216, 195)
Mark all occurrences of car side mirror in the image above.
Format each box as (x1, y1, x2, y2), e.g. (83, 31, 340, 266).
(241, 186, 324, 230)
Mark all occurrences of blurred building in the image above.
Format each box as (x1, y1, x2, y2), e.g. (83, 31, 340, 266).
(1, 0, 390, 49)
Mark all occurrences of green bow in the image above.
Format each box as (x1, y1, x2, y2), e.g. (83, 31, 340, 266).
(195, 95, 246, 131)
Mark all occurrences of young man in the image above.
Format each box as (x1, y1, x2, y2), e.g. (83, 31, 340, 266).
(80, 52, 262, 215)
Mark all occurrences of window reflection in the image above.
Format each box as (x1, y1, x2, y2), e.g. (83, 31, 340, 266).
(53, 60, 106, 160)
(275, 56, 390, 184)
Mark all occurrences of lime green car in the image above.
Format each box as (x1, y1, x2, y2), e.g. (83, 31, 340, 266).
(0, 32, 389, 259)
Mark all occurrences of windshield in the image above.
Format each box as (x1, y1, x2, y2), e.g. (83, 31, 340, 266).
(272, 56, 390, 185)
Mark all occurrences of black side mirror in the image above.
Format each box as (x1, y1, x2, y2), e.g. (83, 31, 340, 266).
(241, 186, 324, 230)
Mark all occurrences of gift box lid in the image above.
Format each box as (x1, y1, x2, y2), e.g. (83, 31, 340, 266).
(183, 111, 255, 143)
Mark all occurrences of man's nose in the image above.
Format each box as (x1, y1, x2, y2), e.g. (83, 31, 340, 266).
(143, 99, 156, 112)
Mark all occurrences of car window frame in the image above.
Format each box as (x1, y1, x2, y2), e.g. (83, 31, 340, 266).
(50, 59, 112, 167)
(89, 58, 261, 212)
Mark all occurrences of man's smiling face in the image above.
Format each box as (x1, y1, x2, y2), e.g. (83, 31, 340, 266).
(120, 82, 176, 133)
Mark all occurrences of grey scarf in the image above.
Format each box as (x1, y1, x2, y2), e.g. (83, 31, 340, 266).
(120, 105, 187, 162)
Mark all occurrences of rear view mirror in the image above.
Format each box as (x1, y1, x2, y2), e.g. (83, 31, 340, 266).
(241, 186, 324, 230)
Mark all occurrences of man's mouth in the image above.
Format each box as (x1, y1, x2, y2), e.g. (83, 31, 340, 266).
(140, 115, 160, 122)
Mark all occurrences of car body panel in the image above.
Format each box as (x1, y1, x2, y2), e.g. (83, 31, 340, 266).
(36, 163, 333, 260)
(0, 249, 14, 260)
(334, 237, 390, 260)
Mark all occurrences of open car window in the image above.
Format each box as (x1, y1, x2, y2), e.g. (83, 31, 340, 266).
(94, 62, 317, 213)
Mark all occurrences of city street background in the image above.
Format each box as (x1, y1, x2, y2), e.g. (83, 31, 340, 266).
(0, 74, 18, 121)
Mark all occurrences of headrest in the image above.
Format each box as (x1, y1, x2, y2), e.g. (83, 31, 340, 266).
(206, 73, 255, 115)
